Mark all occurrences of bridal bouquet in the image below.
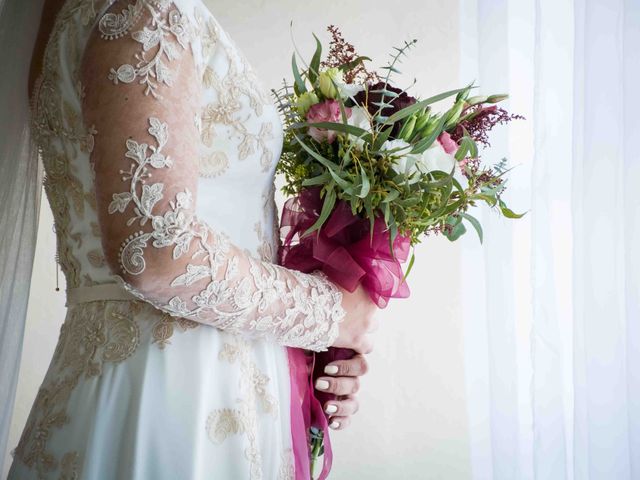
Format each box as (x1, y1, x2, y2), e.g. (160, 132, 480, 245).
(271, 25, 525, 479)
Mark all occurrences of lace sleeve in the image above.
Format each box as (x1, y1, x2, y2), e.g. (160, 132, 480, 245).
(80, 0, 345, 352)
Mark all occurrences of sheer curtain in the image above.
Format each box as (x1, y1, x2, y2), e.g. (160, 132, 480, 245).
(459, 0, 640, 478)
(0, 0, 46, 475)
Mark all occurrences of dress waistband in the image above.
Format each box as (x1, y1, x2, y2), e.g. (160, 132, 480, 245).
(66, 283, 139, 306)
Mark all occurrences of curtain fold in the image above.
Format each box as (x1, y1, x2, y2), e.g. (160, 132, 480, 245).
(460, 0, 639, 478)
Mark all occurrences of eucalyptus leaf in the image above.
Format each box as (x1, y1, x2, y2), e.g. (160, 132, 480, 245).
(358, 165, 370, 198)
(401, 250, 416, 283)
(459, 212, 483, 243)
(383, 86, 473, 126)
(303, 186, 336, 237)
(445, 216, 466, 241)
(308, 33, 322, 84)
(291, 53, 306, 94)
(294, 121, 371, 139)
(499, 199, 527, 218)
(339, 56, 372, 73)
(302, 171, 331, 186)
(292, 131, 339, 169)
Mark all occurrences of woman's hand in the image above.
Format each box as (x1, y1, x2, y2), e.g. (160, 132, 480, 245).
(332, 283, 379, 354)
(314, 353, 370, 430)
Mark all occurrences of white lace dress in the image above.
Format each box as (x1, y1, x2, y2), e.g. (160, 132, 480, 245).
(7, 1, 345, 479)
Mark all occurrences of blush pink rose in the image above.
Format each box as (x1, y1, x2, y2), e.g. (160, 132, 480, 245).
(437, 131, 459, 154)
(306, 99, 352, 144)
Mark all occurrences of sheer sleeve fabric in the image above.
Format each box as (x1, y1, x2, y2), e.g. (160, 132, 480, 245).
(80, 0, 345, 352)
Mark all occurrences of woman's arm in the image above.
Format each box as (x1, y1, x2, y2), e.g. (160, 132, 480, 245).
(80, 1, 351, 352)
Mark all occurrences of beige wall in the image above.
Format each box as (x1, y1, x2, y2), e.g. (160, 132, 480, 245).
(4, 1, 469, 478)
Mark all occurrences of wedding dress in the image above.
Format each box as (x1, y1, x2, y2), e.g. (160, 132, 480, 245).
(7, 0, 346, 478)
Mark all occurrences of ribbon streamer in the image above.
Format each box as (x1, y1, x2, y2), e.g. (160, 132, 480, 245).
(281, 187, 411, 479)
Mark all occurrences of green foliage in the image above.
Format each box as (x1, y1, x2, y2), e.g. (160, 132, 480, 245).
(271, 31, 525, 249)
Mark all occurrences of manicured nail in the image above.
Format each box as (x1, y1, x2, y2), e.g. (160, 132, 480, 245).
(316, 379, 330, 390)
(325, 404, 338, 414)
(324, 365, 339, 375)
(330, 420, 340, 429)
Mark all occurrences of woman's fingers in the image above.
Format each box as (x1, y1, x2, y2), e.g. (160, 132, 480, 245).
(324, 395, 359, 417)
(315, 375, 360, 396)
(328, 415, 352, 431)
(323, 354, 369, 377)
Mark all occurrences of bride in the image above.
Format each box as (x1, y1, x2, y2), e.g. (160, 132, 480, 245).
(4, 0, 378, 478)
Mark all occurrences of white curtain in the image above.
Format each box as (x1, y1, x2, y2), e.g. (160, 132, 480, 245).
(459, 0, 640, 478)
(0, 0, 46, 475)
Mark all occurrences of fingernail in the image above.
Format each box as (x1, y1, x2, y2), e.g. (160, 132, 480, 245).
(324, 365, 339, 375)
(315, 379, 330, 391)
(325, 404, 338, 414)
(330, 420, 340, 429)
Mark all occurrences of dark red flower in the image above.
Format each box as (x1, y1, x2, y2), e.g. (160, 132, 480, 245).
(353, 81, 417, 120)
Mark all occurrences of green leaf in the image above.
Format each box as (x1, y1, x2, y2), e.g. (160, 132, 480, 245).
(401, 250, 416, 283)
(364, 197, 375, 242)
(373, 125, 393, 150)
(303, 186, 336, 237)
(358, 164, 370, 198)
(383, 86, 472, 126)
(302, 171, 331, 186)
(292, 131, 339, 169)
(459, 212, 483, 243)
(473, 193, 498, 206)
(308, 33, 322, 84)
(295, 121, 371, 139)
(498, 199, 527, 219)
(445, 216, 466, 241)
(292, 53, 307, 94)
(338, 56, 372, 73)
(382, 189, 400, 203)
(327, 167, 352, 191)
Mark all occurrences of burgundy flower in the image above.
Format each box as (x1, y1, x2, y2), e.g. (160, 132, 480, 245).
(353, 81, 417, 120)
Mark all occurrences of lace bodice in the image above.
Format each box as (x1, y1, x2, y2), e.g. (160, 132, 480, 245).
(30, 0, 346, 351)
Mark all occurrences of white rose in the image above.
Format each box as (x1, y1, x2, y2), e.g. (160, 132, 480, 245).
(337, 81, 365, 99)
(382, 139, 421, 184)
(346, 106, 372, 151)
(418, 142, 466, 185)
(386, 139, 466, 185)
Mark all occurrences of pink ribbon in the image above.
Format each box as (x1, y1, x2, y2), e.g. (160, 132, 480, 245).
(281, 187, 411, 479)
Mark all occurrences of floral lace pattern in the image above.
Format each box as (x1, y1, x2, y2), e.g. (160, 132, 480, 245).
(206, 339, 279, 480)
(16, 0, 341, 477)
(11, 301, 143, 478)
(99, 0, 192, 98)
(106, 113, 344, 351)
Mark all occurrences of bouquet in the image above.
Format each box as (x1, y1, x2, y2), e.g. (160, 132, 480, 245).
(271, 25, 525, 479)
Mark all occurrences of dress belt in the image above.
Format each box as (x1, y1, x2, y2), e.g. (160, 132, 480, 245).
(65, 283, 139, 306)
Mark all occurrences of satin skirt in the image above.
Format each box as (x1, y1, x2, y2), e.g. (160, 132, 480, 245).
(7, 284, 295, 479)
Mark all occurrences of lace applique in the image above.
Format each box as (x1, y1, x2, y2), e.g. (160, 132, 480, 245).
(12, 302, 141, 478)
(278, 449, 295, 480)
(151, 311, 200, 349)
(59, 451, 81, 480)
(255, 185, 279, 263)
(206, 339, 279, 479)
(198, 150, 230, 178)
(192, 7, 278, 174)
(30, 0, 103, 289)
(100, 0, 193, 98)
(107, 115, 345, 351)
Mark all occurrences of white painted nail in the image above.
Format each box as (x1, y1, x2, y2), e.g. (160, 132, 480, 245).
(325, 404, 338, 414)
(315, 379, 330, 391)
(330, 421, 340, 429)
(324, 365, 339, 375)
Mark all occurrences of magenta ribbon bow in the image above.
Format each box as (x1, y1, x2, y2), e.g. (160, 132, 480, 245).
(279, 187, 411, 479)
